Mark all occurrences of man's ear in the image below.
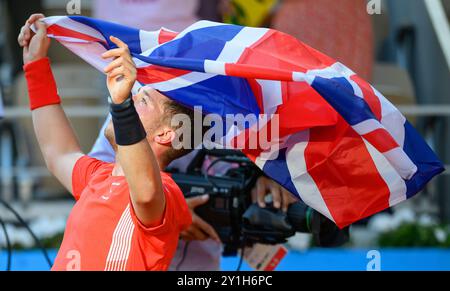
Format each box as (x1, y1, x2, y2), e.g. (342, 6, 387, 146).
(154, 127, 176, 146)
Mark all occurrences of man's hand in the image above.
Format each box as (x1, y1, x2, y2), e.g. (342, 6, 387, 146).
(102, 36, 137, 104)
(180, 195, 221, 243)
(18, 13, 50, 65)
(252, 176, 299, 212)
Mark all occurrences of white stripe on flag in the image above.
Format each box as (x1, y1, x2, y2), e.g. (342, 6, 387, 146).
(294, 63, 416, 181)
(222, 124, 243, 148)
(372, 86, 407, 148)
(150, 26, 268, 91)
(42, 16, 107, 42)
(254, 133, 292, 169)
(292, 62, 363, 97)
(203, 27, 269, 76)
(292, 71, 314, 84)
(137, 27, 179, 60)
(173, 20, 226, 41)
(307, 62, 355, 79)
(256, 79, 283, 116)
(139, 30, 161, 54)
(362, 139, 407, 207)
(346, 77, 364, 98)
(60, 40, 110, 72)
(215, 27, 269, 64)
(204, 60, 226, 75)
(383, 147, 418, 180)
(299, 62, 407, 150)
(352, 119, 383, 135)
(149, 71, 216, 92)
(285, 130, 335, 222)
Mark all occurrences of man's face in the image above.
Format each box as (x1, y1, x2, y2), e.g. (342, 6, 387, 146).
(105, 87, 171, 149)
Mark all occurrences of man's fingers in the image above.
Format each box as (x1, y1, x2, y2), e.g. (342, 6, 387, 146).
(20, 14, 44, 43)
(107, 64, 134, 79)
(34, 20, 47, 34)
(193, 227, 209, 241)
(186, 225, 208, 241)
(27, 13, 45, 25)
(104, 57, 123, 73)
(281, 189, 291, 212)
(195, 216, 220, 242)
(18, 26, 26, 46)
(187, 194, 209, 209)
(104, 57, 134, 73)
(256, 179, 266, 208)
(109, 35, 128, 50)
(108, 66, 135, 80)
(101, 48, 130, 60)
(254, 176, 299, 212)
(101, 37, 133, 63)
(270, 184, 282, 209)
(180, 231, 194, 241)
(286, 189, 300, 204)
(108, 66, 125, 77)
(182, 229, 200, 241)
(101, 49, 119, 59)
(18, 24, 32, 46)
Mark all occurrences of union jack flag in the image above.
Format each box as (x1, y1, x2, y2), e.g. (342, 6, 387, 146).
(37, 16, 444, 228)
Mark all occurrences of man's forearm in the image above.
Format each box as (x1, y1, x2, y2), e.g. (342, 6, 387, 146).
(25, 58, 83, 191)
(32, 105, 81, 170)
(117, 140, 165, 226)
(106, 35, 165, 227)
(112, 100, 165, 226)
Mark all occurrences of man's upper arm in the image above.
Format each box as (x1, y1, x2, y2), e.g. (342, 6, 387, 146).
(130, 173, 192, 235)
(51, 152, 83, 194)
(55, 154, 103, 200)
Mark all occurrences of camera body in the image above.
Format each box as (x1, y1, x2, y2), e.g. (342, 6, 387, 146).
(170, 149, 350, 256)
(172, 172, 253, 255)
(171, 149, 283, 255)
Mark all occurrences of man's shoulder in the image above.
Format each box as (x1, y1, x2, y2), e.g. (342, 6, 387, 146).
(160, 172, 190, 221)
(71, 155, 115, 201)
(74, 155, 115, 182)
(160, 171, 182, 197)
(76, 155, 113, 169)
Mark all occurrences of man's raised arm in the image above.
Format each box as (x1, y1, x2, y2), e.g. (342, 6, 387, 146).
(19, 14, 83, 193)
(103, 36, 165, 228)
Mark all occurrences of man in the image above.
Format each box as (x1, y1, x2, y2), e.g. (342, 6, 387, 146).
(18, 13, 196, 271)
(90, 120, 299, 271)
(87, 1, 297, 270)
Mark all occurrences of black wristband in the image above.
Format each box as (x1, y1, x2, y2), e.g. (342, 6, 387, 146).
(109, 95, 147, 146)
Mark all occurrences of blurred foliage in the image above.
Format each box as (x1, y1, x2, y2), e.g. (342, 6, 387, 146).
(8, 232, 64, 250)
(222, 0, 278, 27)
(40, 232, 64, 249)
(378, 223, 450, 247)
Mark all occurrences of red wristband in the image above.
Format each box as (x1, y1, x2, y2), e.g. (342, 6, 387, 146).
(23, 57, 61, 110)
